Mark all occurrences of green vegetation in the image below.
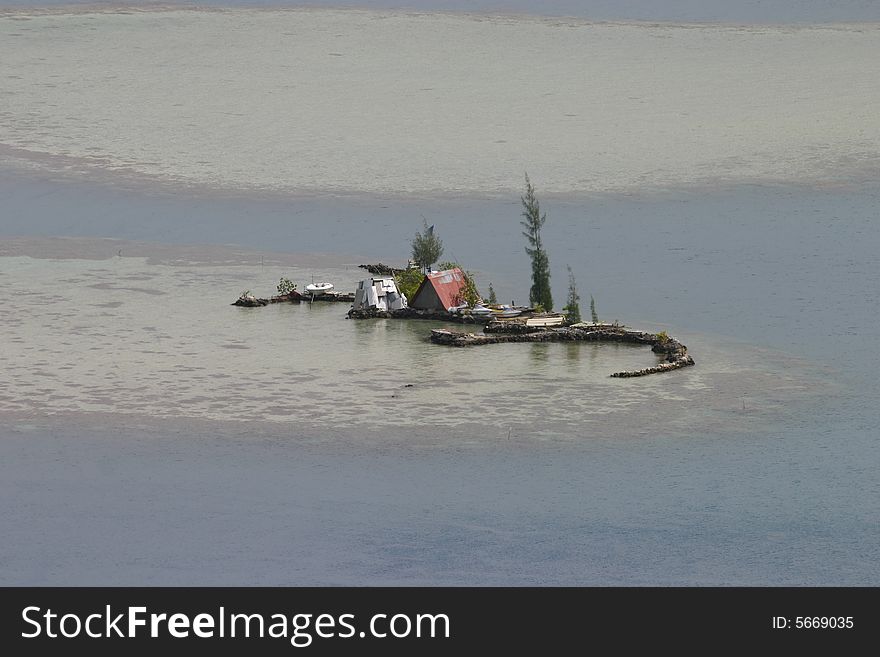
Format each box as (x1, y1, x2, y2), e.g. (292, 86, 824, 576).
(486, 283, 498, 305)
(394, 267, 425, 301)
(656, 330, 669, 343)
(590, 295, 599, 324)
(563, 266, 581, 324)
(520, 174, 553, 311)
(276, 277, 297, 295)
(457, 270, 481, 307)
(411, 219, 444, 272)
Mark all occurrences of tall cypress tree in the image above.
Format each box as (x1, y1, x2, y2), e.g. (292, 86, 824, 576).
(520, 174, 553, 311)
(563, 266, 581, 323)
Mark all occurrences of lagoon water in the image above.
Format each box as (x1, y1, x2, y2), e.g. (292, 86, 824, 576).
(3, 8, 880, 196)
(1, 4, 879, 585)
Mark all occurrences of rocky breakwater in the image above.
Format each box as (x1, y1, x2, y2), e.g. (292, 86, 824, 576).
(358, 263, 406, 276)
(232, 293, 269, 307)
(347, 307, 491, 324)
(430, 323, 695, 377)
(233, 291, 355, 306)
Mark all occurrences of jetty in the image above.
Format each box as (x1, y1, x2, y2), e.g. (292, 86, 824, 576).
(233, 290, 354, 306)
(429, 323, 695, 377)
(347, 307, 492, 324)
(358, 262, 406, 276)
(283, 291, 354, 303)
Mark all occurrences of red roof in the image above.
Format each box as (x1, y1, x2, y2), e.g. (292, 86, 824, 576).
(410, 268, 467, 311)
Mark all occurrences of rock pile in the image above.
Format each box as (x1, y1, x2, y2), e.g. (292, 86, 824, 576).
(232, 294, 268, 307)
(483, 321, 545, 334)
(269, 291, 305, 303)
(358, 263, 405, 276)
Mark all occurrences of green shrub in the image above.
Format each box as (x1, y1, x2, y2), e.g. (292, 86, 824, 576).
(487, 283, 498, 304)
(456, 270, 480, 307)
(411, 220, 444, 271)
(395, 268, 425, 301)
(277, 277, 297, 295)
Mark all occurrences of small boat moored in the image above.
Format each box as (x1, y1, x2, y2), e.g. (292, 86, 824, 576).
(523, 313, 566, 327)
(305, 282, 335, 296)
(448, 303, 494, 317)
(489, 304, 524, 318)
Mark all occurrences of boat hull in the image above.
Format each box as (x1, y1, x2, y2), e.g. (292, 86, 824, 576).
(305, 283, 334, 295)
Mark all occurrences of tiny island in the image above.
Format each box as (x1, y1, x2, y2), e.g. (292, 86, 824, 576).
(233, 176, 695, 378)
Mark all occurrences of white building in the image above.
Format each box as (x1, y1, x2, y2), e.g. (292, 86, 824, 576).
(352, 277, 408, 311)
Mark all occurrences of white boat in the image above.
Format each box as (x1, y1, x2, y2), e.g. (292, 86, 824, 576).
(305, 282, 334, 296)
(490, 305, 523, 318)
(524, 314, 566, 327)
(447, 303, 495, 317)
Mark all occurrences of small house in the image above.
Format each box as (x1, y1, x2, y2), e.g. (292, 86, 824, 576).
(352, 277, 408, 311)
(409, 268, 468, 311)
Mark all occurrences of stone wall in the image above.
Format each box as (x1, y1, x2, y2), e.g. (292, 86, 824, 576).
(347, 307, 491, 324)
(429, 325, 694, 377)
(358, 263, 405, 276)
